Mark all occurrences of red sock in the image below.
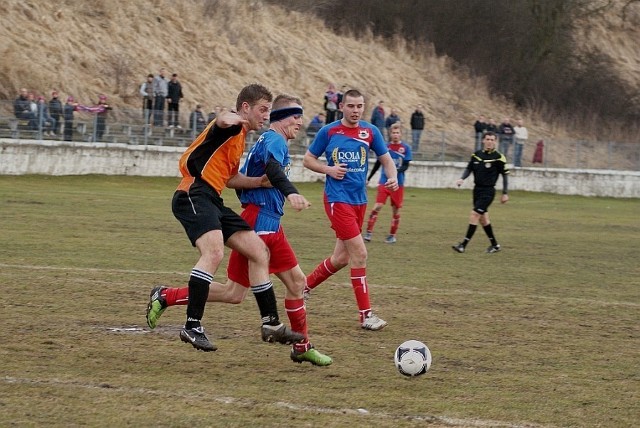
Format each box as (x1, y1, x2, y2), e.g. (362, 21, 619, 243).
(162, 286, 189, 306)
(306, 257, 338, 290)
(286, 298, 310, 352)
(350, 267, 371, 323)
(366, 210, 378, 233)
(390, 213, 400, 236)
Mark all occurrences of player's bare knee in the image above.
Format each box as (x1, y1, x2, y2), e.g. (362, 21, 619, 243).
(333, 252, 350, 267)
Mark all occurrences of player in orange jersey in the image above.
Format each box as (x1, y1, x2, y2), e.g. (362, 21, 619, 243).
(164, 83, 304, 351)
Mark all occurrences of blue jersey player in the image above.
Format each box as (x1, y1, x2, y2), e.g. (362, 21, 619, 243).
(302, 89, 398, 330)
(365, 122, 412, 243)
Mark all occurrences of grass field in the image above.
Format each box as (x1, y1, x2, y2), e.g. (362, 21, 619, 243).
(0, 175, 638, 427)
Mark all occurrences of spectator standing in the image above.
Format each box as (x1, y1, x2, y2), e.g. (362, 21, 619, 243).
(384, 108, 400, 140)
(513, 118, 528, 167)
(63, 96, 76, 141)
(48, 91, 63, 136)
(410, 104, 425, 153)
(364, 123, 412, 243)
(189, 104, 206, 135)
(486, 118, 498, 133)
(207, 107, 217, 124)
(336, 84, 347, 120)
(370, 100, 386, 136)
(306, 112, 325, 137)
(452, 131, 509, 254)
(36, 96, 56, 136)
(152, 68, 168, 126)
(302, 88, 398, 330)
(76, 95, 111, 141)
(498, 117, 515, 158)
(139, 73, 154, 124)
(167, 73, 184, 128)
(473, 115, 488, 152)
(323, 83, 339, 123)
(95, 95, 111, 141)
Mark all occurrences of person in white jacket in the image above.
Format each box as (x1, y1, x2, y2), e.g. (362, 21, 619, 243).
(513, 118, 529, 167)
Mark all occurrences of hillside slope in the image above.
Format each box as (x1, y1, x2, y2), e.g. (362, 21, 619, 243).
(1, 0, 637, 165)
(0, 1, 538, 133)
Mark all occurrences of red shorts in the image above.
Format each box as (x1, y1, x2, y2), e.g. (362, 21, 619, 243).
(323, 193, 366, 241)
(227, 205, 298, 288)
(375, 185, 404, 208)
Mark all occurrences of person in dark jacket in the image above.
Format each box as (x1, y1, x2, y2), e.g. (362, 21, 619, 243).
(48, 91, 63, 136)
(498, 117, 515, 158)
(13, 88, 36, 129)
(452, 131, 509, 254)
(167, 73, 184, 128)
(370, 100, 386, 135)
(473, 115, 488, 151)
(189, 104, 206, 136)
(410, 104, 425, 153)
(63, 96, 77, 141)
(384, 108, 400, 140)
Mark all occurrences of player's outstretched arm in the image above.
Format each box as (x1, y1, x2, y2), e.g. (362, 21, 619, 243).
(227, 173, 264, 189)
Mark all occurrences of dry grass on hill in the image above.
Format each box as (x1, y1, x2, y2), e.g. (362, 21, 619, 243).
(0, 0, 542, 133)
(0, 0, 638, 166)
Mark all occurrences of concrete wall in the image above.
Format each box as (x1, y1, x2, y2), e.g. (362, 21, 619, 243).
(1, 139, 638, 198)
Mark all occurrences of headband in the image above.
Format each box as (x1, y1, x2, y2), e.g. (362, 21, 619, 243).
(269, 106, 303, 122)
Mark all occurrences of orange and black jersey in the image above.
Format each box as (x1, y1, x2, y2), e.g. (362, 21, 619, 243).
(463, 149, 510, 191)
(176, 120, 246, 194)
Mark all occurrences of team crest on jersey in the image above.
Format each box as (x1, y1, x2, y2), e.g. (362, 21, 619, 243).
(485, 162, 492, 168)
(398, 147, 406, 154)
(331, 148, 339, 165)
(358, 129, 370, 139)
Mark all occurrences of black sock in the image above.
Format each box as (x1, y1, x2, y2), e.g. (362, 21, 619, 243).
(185, 268, 212, 329)
(463, 224, 477, 246)
(251, 281, 279, 325)
(483, 224, 498, 246)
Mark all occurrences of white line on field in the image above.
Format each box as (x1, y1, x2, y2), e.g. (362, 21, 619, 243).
(1, 263, 636, 308)
(0, 263, 185, 276)
(1, 376, 547, 428)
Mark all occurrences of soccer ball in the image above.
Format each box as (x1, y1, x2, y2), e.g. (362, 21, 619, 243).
(394, 340, 432, 377)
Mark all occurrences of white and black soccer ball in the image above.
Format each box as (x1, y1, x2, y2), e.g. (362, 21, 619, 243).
(394, 340, 432, 377)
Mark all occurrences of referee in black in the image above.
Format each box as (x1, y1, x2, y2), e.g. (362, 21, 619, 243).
(452, 131, 509, 253)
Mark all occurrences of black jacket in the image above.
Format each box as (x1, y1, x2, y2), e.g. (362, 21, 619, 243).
(410, 110, 424, 130)
(168, 81, 184, 103)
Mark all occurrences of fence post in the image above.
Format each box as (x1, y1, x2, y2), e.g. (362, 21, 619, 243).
(92, 115, 98, 142)
(38, 107, 44, 141)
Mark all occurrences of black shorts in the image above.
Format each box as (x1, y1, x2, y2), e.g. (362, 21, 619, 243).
(472, 187, 495, 214)
(172, 179, 251, 246)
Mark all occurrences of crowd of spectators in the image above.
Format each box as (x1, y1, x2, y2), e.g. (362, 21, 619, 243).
(474, 115, 529, 166)
(13, 87, 111, 141)
(12, 80, 532, 165)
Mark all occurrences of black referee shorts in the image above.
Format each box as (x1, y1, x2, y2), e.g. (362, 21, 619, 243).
(472, 186, 496, 215)
(172, 180, 251, 246)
